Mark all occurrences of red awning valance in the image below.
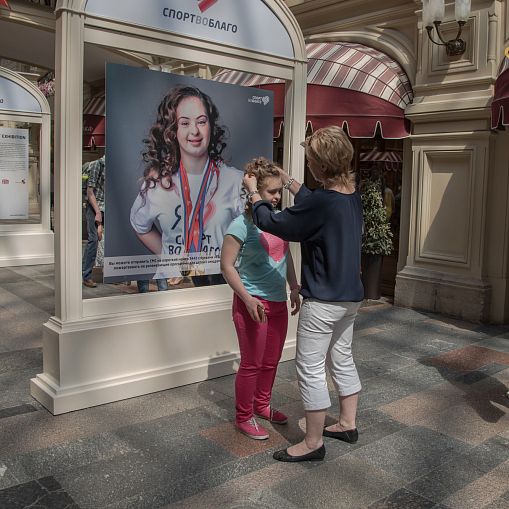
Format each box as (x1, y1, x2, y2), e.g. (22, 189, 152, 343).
(492, 58, 509, 130)
(265, 84, 410, 139)
(213, 42, 413, 139)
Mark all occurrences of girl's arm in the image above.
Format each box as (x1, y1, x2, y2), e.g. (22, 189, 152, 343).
(134, 225, 163, 255)
(220, 234, 265, 322)
(286, 250, 301, 316)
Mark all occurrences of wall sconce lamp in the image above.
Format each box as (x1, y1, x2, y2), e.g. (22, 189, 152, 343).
(423, 0, 471, 56)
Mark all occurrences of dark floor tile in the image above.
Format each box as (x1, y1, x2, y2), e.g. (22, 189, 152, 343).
(0, 367, 45, 410)
(354, 306, 429, 331)
(0, 281, 55, 315)
(471, 324, 509, 338)
(454, 363, 509, 385)
(56, 435, 237, 509)
(217, 488, 300, 509)
(366, 488, 436, 509)
(0, 476, 80, 509)
(352, 322, 463, 362)
(276, 360, 297, 381)
(4, 432, 136, 484)
(0, 463, 19, 490)
(0, 269, 32, 285)
(0, 348, 42, 375)
(273, 454, 405, 509)
(354, 362, 460, 413)
(355, 409, 394, 431)
(0, 409, 85, 461)
(0, 404, 38, 420)
(357, 354, 416, 377)
(96, 450, 282, 509)
(352, 425, 472, 482)
(112, 405, 229, 447)
(406, 435, 509, 503)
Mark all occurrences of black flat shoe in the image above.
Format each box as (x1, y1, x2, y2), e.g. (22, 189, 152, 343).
(273, 444, 325, 462)
(322, 426, 358, 443)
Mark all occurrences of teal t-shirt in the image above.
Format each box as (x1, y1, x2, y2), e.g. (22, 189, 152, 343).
(225, 212, 289, 302)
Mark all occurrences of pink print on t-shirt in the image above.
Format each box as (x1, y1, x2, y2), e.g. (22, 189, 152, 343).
(259, 232, 289, 263)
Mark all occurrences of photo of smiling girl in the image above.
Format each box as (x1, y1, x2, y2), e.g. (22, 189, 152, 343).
(130, 83, 244, 282)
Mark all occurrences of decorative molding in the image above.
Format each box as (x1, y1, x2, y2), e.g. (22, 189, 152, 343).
(415, 148, 475, 266)
(294, 2, 416, 30)
(487, 11, 498, 63)
(428, 16, 477, 76)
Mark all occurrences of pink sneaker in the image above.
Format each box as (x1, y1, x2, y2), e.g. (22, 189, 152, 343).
(235, 418, 269, 440)
(254, 406, 288, 424)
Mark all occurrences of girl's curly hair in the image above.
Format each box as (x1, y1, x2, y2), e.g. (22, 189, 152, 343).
(140, 84, 228, 202)
(242, 157, 282, 218)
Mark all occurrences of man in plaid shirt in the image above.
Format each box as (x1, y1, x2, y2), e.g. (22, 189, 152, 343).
(82, 155, 105, 287)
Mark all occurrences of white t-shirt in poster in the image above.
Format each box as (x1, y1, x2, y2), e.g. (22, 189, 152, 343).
(130, 160, 244, 278)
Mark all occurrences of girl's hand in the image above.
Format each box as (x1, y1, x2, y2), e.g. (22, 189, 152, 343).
(290, 289, 301, 315)
(245, 295, 265, 322)
(243, 174, 258, 193)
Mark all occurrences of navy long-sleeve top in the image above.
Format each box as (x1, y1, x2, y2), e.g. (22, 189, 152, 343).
(252, 184, 364, 303)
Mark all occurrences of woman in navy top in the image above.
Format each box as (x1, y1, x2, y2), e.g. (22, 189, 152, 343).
(244, 126, 364, 462)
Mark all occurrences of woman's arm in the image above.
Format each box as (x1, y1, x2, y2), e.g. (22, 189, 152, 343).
(286, 250, 301, 316)
(277, 167, 301, 196)
(134, 225, 163, 255)
(220, 234, 265, 322)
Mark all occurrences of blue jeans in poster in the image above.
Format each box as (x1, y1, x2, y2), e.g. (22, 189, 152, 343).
(137, 279, 169, 293)
(82, 203, 104, 282)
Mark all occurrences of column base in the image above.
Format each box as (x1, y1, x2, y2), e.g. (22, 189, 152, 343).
(395, 266, 492, 323)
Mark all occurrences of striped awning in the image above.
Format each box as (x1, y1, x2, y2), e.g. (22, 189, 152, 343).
(83, 92, 105, 148)
(491, 57, 509, 130)
(213, 42, 413, 139)
(83, 91, 105, 116)
(359, 149, 403, 171)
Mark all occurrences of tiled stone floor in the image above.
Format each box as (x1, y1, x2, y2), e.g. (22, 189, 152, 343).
(1, 265, 509, 508)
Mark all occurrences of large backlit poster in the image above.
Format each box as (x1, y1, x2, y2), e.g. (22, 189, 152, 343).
(0, 127, 29, 220)
(103, 63, 273, 283)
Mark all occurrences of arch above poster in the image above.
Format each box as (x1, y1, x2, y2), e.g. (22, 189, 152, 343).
(84, 0, 294, 59)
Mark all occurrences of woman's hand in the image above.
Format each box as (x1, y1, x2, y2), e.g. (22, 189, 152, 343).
(243, 174, 258, 193)
(290, 288, 301, 316)
(244, 295, 265, 322)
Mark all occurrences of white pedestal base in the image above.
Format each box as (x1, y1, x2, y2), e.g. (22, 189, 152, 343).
(31, 299, 298, 415)
(0, 230, 54, 267)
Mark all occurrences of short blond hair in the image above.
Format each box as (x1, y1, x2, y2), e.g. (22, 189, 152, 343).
(301, 126, 354, 188)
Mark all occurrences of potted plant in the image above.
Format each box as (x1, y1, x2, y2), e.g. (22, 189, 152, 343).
(361, 180, 393, 300)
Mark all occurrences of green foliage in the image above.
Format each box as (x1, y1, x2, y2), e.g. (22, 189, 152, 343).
(362, 181, 393, 255)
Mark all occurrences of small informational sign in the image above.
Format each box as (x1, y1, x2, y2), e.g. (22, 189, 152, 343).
(0, 127, 29, 220)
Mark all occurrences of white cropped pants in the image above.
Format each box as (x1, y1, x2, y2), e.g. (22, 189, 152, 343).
(295, 298, 362, 411)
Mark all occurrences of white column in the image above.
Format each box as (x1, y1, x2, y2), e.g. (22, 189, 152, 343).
(54, 8, 84, 321)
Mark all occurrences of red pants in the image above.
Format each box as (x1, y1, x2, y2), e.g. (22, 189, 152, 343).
(232, 294, 288, 423)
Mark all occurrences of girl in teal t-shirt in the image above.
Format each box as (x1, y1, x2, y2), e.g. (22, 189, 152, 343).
(221, 157, 300, 440)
